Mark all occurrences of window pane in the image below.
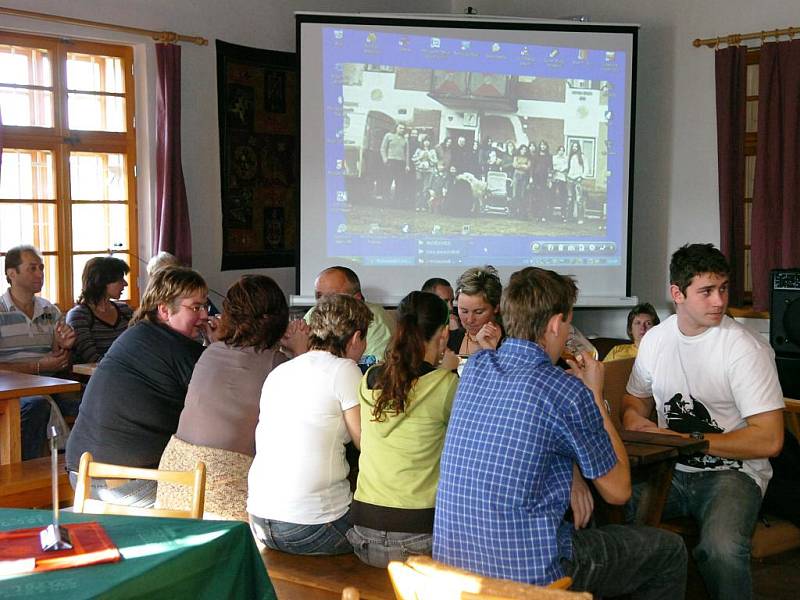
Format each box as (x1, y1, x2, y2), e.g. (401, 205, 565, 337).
(0, 44, 52, 86)
(67, 93, 126, 132)
(71, 203, 129, 252)
(69, 152, 127, 201)
(66, 53, 124, 93)
(0, 85, 54, 127)
(1, 254, 61, 305)
(72, 252, 132, 304)
(0, 149, 55, 200)
(0, 202, 58, 253)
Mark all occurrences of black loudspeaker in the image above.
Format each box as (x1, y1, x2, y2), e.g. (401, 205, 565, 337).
(770, 269, 800, 358)
(776, 356, 800, 399)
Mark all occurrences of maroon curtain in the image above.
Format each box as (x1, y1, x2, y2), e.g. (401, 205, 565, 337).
(715, 46, 747, 307)
(752, 40, 800, 311)
(154, 43, 192, 266)
(0, 107, 4, 183)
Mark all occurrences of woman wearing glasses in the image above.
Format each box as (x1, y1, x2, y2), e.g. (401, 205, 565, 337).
(65, 266, 211, 507)
(66, 256, 133, 364)
(157, 275, 308, 521)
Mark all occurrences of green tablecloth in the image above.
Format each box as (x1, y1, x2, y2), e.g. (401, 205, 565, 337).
(0, 509, 276, 599)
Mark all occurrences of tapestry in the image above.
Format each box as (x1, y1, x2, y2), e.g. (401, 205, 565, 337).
(216, 40, 297, 269)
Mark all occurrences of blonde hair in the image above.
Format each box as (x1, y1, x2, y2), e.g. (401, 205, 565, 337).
(455, 265, 502, 308)
(308, 294, 373, 357)
(130, 266, 207, 327)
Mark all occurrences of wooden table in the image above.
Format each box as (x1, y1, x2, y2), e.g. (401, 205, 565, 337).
(620, 430, 709, 527)
(72, 363, 98, 377)
(0, 370, 82, 464)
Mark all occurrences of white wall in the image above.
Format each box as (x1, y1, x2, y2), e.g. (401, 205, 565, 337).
(450, 0, 795, 336)
(4, 1, 793, 334)
(1, 0, 451, 300)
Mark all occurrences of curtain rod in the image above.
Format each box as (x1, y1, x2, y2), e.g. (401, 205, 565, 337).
(0, 6, 208, 46)
(694, 26, 800, 48)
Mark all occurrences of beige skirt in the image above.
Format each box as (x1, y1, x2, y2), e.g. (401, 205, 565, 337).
(157, 436, 252, 522)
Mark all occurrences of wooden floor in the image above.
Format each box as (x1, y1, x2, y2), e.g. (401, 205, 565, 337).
(684, 548, 800, 600)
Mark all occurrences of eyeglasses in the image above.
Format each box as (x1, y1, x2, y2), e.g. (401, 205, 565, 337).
(180, 302, 210, 314)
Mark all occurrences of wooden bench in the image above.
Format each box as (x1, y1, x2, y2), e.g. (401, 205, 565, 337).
(0, 455, 74, 509)
(261, 548, 395, 600)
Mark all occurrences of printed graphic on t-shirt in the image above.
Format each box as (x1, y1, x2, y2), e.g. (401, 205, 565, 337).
(664, 393, 743, 471)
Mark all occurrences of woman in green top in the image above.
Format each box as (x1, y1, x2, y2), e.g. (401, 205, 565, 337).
(348, 291, 460, 567)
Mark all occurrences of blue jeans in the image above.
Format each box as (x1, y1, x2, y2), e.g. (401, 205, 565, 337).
(563, 524, 687, 600)
(347, 524, 432, 568)
(629, 469, 762, 600)
(20, 395, 50, 460)
(68, 471, 157, 508)
(249, 513, 353, 556)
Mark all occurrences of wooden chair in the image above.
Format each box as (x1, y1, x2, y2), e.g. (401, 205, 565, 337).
(341, 587, 360, 600)
(73, 451, 206, 519)
(388, 555, 589, 600)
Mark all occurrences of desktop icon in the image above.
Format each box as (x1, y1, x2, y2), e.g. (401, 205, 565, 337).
(431, 37, 441, 48)
(549, 48, 559, 58)
(461, 40, 471, 50)
(366, 33, 377, 45)
(491, 43, 501, 53)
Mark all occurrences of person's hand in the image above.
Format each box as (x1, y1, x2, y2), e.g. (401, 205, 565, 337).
(439, 349, 459, 372)
(566, 351, 603, 398)
(476, 322, 502, 350)
(570, 468, 594, 529)
(55, 320, 76, 350)
(448, 313, 461, 331)
(281, 319, 310, 357)
(200, 315, 222, 344)
(38, 348, 71, 373)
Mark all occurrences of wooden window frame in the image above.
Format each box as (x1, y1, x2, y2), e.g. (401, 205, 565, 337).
(729, 49, 767, 319)
(1, 30, 139, 309)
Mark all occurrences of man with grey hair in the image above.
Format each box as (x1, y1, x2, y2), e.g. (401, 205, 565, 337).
(1, 244, 77, 458)
(305, 266, 393, 361)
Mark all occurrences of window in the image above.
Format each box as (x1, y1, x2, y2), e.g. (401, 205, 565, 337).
(742, 49, 759, 306)
(0, 31, 138, 307)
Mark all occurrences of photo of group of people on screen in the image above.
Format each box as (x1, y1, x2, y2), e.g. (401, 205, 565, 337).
(374, 126, 590, 222)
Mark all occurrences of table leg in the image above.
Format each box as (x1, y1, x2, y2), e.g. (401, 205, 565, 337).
(0, 397, 22, 464)
(634, 459, 676, 526)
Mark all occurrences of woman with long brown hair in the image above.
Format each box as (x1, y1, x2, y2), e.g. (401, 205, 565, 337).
(348, 291, 459, 567)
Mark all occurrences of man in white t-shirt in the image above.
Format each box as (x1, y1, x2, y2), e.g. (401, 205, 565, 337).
(622, 243, 784, 600)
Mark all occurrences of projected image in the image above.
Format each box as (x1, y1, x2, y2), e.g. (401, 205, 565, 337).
(339, 65, 609, 238)
(317, 28, 629, 268)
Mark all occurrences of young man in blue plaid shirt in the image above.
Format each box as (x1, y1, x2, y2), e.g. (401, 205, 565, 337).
(433, 267, 687, 598)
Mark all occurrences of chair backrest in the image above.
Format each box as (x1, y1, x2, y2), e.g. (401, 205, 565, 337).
(388, 556, 590, 600)
(602, 357, 635, 431)
(73, 451, 206, 519)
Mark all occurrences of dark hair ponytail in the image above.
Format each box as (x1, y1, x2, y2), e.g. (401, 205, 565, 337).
(372, 291, 448, 420)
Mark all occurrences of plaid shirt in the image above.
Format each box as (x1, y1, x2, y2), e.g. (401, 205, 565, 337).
(433, 338, 616, 584)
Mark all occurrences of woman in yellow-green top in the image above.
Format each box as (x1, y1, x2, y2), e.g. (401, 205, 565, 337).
(348, 291, 460, 568)
(603, 302, 660, 362)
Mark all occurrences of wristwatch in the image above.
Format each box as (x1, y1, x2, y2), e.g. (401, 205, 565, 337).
(690, 431, 705, 440)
